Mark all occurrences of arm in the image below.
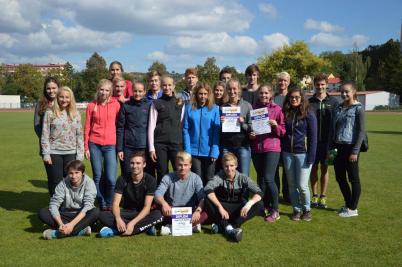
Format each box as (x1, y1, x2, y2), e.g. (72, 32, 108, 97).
(351, 107, 365, 155)
(75, 113, 84, 161)
(207, 192, 229, 220)
(273, 107, 286, 137)
(154, 175, 172, 216)
(116, 105, 126, 153)
(49, 181, 66, 222)
(306, 112, 318, 165)
(241, 102, 252, 132)
(147, 103, 158, 161)
(210, 107, 221, 159)
(33, 103, 42, 138)
(123, 195, 154, 235)
(240, 175, 263, 217)
(84, 104, 93, 155)
(111, 193, 127, 233)
(182, 106, 191, 154)
(41, 111, 52, 163)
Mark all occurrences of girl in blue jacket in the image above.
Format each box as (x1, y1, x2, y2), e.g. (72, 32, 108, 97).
(183, 82, 220, 185)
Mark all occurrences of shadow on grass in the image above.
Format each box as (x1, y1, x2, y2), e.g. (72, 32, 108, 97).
(28, 179, 48, 189)
(0, 190, 49, 233)
(368, 130, 402, 135)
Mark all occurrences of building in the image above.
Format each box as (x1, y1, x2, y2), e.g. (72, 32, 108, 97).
(307, 91, 400, 111)
(0, 95, 20, 108)
(327, 73, 342, 91)
(2, 63, 65, 76)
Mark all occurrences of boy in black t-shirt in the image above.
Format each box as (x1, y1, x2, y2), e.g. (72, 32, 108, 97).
(98, 152, 163, 237)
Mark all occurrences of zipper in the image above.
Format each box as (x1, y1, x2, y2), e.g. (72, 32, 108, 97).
(291, 111, 296, 153)
(319, 101, 323, 142)
(197, 106, 203, 156)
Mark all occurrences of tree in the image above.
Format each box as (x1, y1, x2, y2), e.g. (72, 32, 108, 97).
(63, 62, 74, 89)
(319, 51, 350, 79)
(81, 52, 108, 100)
(197, 57, 220, 86)
(148, 61, 167, 75)
(257, 41, 331, 87)
(344, 47, 370, 91)
(13, 64, 43, 101)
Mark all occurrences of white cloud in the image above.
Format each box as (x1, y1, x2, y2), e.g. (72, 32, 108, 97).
(167, 32, 258, 56)
(260, 33, 289, 52)
(310, 32, 369, 48)
(258, 3, 277, 18)
(304, 19, 343, 33)
(0, 0, 42, 33)
(0, 33, 17, 48)
(146, 51, 169, 62)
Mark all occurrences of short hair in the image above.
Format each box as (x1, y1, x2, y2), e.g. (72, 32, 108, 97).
(313, 73, 328, 84)
(226, 79, 242, 98)
(109, 61, 124, 72)
(245, 64, 260, 76)
(185, 67, 198, 77)
(129, 151, 146, 162)
(148, 70, 162, 79)
(276, 71, 291, 81)
(176, 151, 192, 162)
(65, 160, 85, 173)
(219, 67, 233, 79)
(222, 152, 238, 165)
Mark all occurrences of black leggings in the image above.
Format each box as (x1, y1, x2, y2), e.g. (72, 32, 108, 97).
(154, 143, 181, 183)
(98, 209, 163, 234)
(334, 144, 361, 210)
(191, 156, 216, 186)
(44, 154, 76, 196)
(205, 198, 264, 229)
(275, 153, 289, 200)
(39, 208, 99, 236)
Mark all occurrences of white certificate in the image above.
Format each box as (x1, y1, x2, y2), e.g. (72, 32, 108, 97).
(222, 106, 241, 132)
(171, 207, 193, 236)
(251, 107, 271, 135)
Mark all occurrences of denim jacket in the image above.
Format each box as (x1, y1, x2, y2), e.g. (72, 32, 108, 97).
(333, 103, 365, 154)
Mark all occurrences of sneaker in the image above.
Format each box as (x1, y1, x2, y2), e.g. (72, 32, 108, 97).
(311, 196, 319, 208)
(265, 210, 280, 223)
(192, 224, 202, 233)
(98, 226, 116, 238)
(337, 206, 348, 214)
(225, 228, 243, 242)
(318, 197, 327, 209)
(301, 210, 312, 221)
(146, 226, 157, 236)
(77, 226, 91, 236)
(211, 223, 220, 234)
(291, 211, 302, 221)
(43, 229, 58, 240)
(339, 208, 358, 218)
(160, 225, 172, 236)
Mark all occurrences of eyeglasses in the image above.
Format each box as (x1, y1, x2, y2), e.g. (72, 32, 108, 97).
(290, 96, 301, 100)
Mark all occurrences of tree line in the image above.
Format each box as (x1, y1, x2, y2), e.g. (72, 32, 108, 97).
(0, 39, 401, 103)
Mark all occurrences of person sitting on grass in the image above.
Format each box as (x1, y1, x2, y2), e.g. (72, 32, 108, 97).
(204, 152, 265, 242)
(98, 152, 163, 237)
(39, 160, 98, 240)
(154, 151, 207, 235)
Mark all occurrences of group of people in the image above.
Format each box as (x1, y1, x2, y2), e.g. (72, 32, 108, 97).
(33, 61, 366, 242)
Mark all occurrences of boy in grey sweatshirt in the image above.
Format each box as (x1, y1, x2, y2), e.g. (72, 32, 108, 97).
(39, 160, 99, 239)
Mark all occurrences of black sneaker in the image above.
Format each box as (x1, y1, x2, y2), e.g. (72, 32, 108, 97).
(291, 211, 302, 221)
(301, 210, 312, 221)
(226, 228, 243, 242)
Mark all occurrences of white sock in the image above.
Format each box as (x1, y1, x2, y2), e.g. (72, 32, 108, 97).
(225, 224, 234, 232)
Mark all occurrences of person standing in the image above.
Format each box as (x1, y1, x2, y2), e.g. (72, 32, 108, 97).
(146, 70, 163, 101)
(241, 64, 260, 106)
(109, 61, 133, 103)
(84, 79, 121, 211)
(180, 68, 199, 104)
(333, 82, 365, 217)
(282, 88, 317, 221)
(308, 74, 339, 208)
(41, 86, 84, 196)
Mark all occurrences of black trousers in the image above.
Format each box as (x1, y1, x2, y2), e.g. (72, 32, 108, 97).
(44, 154, 76, 196)
(154, 143, 181, 183)
(38, 207, 99, 236)
(334, 144, 361, 210)
(205, 198, 264, 229)
(275, 153, 289, 201)
(98, 209, 163, 234)
(191, 156, 216, 186)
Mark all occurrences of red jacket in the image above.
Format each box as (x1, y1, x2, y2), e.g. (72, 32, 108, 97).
(84, 98, 121, 151)
(250, 101, 286, 153)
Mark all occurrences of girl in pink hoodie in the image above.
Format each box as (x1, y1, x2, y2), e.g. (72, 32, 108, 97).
(250, 84, 286, 222)
(84, 79, 121, 211)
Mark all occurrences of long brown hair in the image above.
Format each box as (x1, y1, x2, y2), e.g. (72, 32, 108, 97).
(191, 82, 214, 110)
(38, 76, 60, 115)
(213, 81, 227, 105)
(283, 87, 309, 120)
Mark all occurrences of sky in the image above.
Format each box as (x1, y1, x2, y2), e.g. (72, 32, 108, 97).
(0, 0, 401, 73)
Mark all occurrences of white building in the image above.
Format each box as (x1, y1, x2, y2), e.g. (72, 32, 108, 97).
(0, 95, 20, 108)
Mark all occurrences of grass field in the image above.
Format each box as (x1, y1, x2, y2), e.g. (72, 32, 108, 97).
(0, 111, 401, 266)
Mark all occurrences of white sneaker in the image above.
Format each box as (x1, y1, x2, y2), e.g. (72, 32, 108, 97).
(160, 225, 172, 236)
(77, 226, 91, 236)
(339, 208, 358, 217)
(192, 224, 202, 233)
(43, 229, 57, 240)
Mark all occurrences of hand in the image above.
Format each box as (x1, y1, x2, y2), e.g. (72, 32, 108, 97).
(85, 150, 90, 160)
(220, 115, 225, 123)
(268, 119, 278, 127)
(118, 151, 124, 161)
(122, 222, 135, 236)
(218, 206, 229, 220)
(150, 151, 157, 163)
(60, 223, 74, 235)
(191, 210, 201, 224)
(240, 207, 249, 218)
(349, 154, 358, 162)
(161, 203, 172, 217)
(116, 217, 127, 233)
(249, 131, 256, 140)
(44, 158, 52, 165)
(118, 95, 126, 103)
(210, 157, 216, 162)
(238, 117, 245, 124)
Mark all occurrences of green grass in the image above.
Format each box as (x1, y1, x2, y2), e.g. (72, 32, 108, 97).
(0, 112, 401, 266)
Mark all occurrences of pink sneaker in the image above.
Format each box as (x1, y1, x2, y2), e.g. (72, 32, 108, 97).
(265, 210, 280, 222)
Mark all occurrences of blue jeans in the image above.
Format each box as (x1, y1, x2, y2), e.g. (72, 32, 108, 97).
(222, 146, 251, 176)
(282, 152, 312, 212)
(89, 142, 117, 208)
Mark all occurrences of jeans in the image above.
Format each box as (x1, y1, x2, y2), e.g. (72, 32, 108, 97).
(89, 142, 117, 209)
(334, 144, 361, 210)
(191, 156, 216, 186)
(44, 154, 76, 196)
(252, 152, 280, 210)
(222, 146, 251, 176)
(283, 152, 312, 212)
